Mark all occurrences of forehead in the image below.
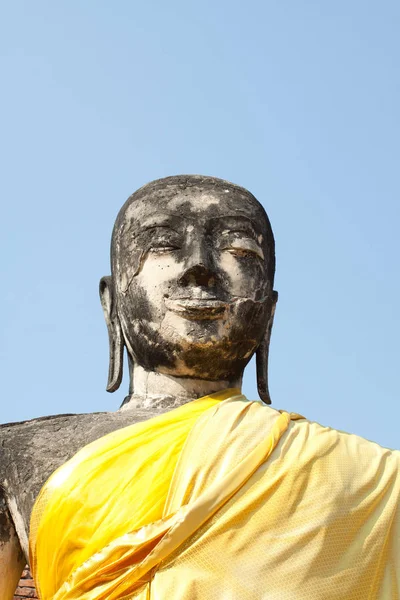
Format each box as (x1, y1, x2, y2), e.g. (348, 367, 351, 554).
(120, 189, 268, 230)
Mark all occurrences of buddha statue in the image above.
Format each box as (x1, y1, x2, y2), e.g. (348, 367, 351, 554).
(0, 175, 398, 600)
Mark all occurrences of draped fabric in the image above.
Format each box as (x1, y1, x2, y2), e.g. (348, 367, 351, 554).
(29, 389, 237, 598)
(30, 391, 400, 600)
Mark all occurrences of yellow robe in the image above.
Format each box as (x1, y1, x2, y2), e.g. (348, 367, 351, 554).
(30, 390, 400, 599)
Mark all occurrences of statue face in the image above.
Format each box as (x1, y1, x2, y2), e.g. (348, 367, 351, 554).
(113, 183, 275, 380)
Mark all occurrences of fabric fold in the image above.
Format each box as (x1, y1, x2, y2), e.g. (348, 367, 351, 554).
(30, 389, 242, 599)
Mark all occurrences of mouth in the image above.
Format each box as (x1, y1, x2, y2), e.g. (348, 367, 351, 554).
(164, 297, 228, 320)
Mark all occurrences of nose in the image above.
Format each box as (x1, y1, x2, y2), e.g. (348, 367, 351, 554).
(178, 239, 216, 288)
(179, 263, 215, 287)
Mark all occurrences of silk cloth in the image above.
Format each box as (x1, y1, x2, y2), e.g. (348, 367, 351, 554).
(30, 390, 400, 599)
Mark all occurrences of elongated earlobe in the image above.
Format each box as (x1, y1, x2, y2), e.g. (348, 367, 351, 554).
(99, 276, 124, 392)
(256, 291, 278, 404)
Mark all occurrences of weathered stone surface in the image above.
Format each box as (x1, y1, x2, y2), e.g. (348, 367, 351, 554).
(105, 175, 276, 398)
(1, 405, 164, 549)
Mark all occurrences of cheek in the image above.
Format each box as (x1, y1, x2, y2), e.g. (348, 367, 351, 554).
(139, 254, 183, 291)
(124, 255, 183, 322)
(219, 253, 265, 297)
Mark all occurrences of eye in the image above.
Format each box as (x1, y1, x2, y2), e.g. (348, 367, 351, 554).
(148, 244, 179, 254)
(220, 238, 264, 260)
(226, 248, 256, 258)
(147, 238, 181, 254)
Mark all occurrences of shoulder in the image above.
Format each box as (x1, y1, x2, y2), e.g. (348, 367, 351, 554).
(289, 416, 400, 490)
(0, 408, 159, 482)
(293, 416, 398, 455)
(0, 407, 160, 530)
(0, 413, 109, 483)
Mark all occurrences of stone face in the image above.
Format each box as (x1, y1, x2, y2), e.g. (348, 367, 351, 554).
(105, 175, 276, 394)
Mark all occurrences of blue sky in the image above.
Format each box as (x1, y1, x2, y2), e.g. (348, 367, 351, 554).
(1, 1, 399, 449)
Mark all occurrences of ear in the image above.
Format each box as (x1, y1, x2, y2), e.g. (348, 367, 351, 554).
(99, 276, 124, 392)
(256, 290, 278, 404)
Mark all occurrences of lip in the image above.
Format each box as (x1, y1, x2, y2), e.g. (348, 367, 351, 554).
(164, 297, 228, 320)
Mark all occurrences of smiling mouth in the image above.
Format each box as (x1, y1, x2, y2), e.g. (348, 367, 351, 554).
(164, 297, 228, 320)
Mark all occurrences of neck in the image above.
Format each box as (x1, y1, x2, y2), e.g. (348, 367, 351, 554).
(120, 364, 242, 411)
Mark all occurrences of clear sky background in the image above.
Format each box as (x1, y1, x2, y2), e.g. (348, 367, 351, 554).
(1, 1, 399, 449)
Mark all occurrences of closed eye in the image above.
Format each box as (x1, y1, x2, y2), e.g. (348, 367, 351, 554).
(148, 244, 180, 253)
(143, 227, 182, 254)
(220, 238, 264, 260)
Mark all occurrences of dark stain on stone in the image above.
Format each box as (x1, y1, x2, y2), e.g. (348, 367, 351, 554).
(0, 495, 11, 543)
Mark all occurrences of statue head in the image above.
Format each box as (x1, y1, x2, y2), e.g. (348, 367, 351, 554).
(100, 175, 277, 403)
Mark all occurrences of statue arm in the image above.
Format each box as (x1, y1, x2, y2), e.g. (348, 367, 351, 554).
(0, 492, 26, 600)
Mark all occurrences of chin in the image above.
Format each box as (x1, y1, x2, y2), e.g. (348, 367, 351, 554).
(128, 310, 262, 379)
(159, 334, 257, 380)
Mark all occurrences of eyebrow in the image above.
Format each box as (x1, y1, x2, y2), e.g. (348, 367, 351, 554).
(208, 215, 261, 237)
(132, 213, 183, 233)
